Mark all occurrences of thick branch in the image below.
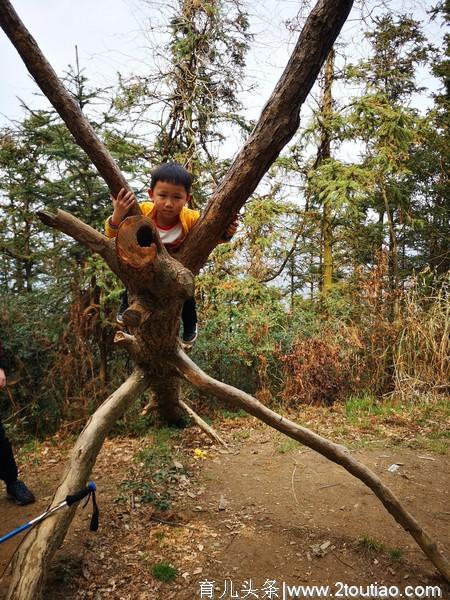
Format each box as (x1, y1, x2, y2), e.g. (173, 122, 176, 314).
(178, 0, 354, 273)
(115, 215, 194, 298)
(0, 0, 139, 210)
(7, 369, 150, 600)
(38, 209, 121, 277)
(172, 350, 450, 582)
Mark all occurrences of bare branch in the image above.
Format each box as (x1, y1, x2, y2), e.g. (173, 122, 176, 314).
(259, 229, 304, 284)
(7, 369, 150, 600)
(37, 209, 121, 277)
(0, 0, 139, 210)
(113, 331, 141, 361)
(179, 398, 228, 448)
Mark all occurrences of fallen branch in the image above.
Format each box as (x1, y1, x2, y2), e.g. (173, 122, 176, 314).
(179, 399, 228, 448)
(172, 349, 450, 582)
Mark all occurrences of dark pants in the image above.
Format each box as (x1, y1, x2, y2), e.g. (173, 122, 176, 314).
(120, 290, 197, 332)
(0, 419, 18, 484)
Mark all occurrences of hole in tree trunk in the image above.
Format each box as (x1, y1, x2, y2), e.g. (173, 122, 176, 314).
(136, 225, 154, 247)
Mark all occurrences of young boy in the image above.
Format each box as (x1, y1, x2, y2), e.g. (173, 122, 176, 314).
(0, 340, 35, 505)
(105, 162, 236, 346)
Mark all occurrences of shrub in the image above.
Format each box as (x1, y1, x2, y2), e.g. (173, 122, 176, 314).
(280, 337, 350, 406)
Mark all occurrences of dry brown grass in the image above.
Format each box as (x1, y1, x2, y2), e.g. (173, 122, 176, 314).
(392, 274, 449, 399)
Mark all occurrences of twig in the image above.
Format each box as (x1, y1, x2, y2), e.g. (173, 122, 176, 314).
(332, 551, 356, 570)
(179, 399, 228, 448)
(291, 465, 299, 505)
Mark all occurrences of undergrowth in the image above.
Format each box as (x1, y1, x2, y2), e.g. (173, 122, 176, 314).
(116, 428, 185, 511)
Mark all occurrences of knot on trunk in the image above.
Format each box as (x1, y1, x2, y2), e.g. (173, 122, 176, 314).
(116, 215, 160, 270)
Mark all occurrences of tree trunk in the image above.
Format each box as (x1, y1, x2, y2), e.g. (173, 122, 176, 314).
(382, 186, 400, 320)
(317, 49, 335, 296)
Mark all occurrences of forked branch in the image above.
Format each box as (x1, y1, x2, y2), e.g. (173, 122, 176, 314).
(172, 349, 450, 582)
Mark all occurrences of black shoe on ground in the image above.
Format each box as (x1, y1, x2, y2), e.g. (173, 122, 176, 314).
(7, 480, 35, 505)
(182, 324, 198, 349)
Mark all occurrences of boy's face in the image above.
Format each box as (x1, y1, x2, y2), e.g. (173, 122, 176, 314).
(148, 181, 191, 219)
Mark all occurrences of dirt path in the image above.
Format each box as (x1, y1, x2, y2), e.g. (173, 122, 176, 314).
(0, 421, 449, 599)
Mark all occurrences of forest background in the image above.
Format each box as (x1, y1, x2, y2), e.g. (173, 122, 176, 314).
(0, 0, 448, 439)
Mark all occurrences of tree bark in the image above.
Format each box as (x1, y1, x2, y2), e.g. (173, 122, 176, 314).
(172, 349, 450, 582)
(7, 369, 150, 600)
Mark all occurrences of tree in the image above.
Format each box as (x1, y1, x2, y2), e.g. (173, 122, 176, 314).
(115, 0, 252, 196)
(345, 13, 433, 306)
(1, 0, 449, 598)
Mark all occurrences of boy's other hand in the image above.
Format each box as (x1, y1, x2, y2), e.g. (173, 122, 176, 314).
(111, 188, 136, 224)
(224, 217, 238, 240)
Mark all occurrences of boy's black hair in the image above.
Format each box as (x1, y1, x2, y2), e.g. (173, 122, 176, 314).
(150, 162, 192, 194)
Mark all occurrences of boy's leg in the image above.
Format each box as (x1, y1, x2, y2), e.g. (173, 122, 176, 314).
(116, 289, 129, 324)
(182, 298, 198, 345)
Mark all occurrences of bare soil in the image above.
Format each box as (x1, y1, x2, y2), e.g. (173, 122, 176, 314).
(0, 415, 449, 599)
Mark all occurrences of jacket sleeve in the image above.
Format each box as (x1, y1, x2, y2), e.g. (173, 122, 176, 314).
(105, 215, 119, 239)
(0, 341, 9, 373)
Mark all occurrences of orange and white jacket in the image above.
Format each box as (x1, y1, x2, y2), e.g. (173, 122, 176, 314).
(104, 201, 200, 250)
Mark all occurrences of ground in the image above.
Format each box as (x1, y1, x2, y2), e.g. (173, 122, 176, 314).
(0, 401, 449, 599)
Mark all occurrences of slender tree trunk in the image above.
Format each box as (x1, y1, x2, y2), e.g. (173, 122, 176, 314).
(320, 49, 335, 296)
(382, 186, 400, 319)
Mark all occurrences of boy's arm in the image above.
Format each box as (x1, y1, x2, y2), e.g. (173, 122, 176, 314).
(105, 188, 137, 238)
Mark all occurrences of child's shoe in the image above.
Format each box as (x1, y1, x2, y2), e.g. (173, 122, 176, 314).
(182, 324, 198, 351)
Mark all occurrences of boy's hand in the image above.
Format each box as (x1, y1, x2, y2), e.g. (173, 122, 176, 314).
(111, 188, 136, 225)
(224, 217, 238, 240)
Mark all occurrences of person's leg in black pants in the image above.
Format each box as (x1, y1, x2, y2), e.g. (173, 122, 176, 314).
(0, 418, 18, 485)
(116, 289, 129, 324)
(0, 419, 35, 505)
